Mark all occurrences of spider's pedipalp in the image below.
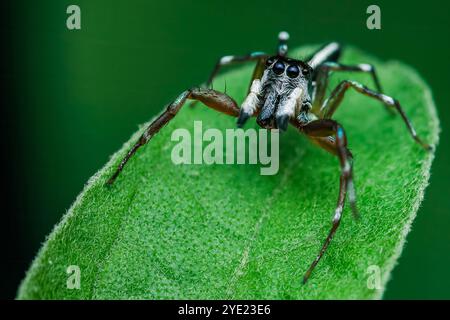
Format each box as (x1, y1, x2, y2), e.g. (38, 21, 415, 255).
(275, 87, 302, 131)
(238, 79, 262, 127)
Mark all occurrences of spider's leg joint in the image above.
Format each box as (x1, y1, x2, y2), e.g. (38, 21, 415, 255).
(332, 207, 343, 224)
(358, 63, 374, 72)
(219, 55, 234, 65)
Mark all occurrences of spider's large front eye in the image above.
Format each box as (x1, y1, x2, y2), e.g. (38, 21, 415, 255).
(273, 61, 285, 75)
(286, 65, 300, 78)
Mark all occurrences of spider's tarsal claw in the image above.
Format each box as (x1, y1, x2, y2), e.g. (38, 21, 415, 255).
(276, 114, 290, 131)
(237, 110, 250, 128)
(420, 140, 433, 152)
(302, 272, 311, 285)
(106, 173, 118, 186)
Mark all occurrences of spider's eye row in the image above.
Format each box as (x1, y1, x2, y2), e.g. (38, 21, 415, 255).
(272, 61, 285, 75)
(286, 65, 300, 78)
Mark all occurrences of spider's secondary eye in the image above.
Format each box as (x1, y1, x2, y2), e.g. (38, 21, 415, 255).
(286, 65, 300, 78)
(273, 61, 285, 75)
(302, 66, 311, 77)
(265, 57, 275, 66)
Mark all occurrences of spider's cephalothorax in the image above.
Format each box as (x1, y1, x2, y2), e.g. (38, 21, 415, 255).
(106, 31, 432, 285)
(237, 33, 314, 131)
(240, 55, 312, 130)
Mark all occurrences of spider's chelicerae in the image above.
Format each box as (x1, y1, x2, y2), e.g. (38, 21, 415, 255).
(107, 31, 431, 284)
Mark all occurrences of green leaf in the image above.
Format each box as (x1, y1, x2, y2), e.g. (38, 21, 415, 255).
(18, 46, 439, 299)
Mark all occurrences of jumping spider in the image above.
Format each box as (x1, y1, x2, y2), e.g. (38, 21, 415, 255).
(107, 31, 431, 284)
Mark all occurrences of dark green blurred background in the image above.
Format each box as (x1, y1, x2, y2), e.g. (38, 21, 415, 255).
(3, 0, 449, 299)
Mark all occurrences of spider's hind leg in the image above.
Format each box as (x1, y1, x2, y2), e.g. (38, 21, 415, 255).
(106, 88, 240, 185)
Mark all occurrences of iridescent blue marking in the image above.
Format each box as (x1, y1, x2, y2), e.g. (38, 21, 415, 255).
(337, 127, 344, 139)
(251, 52, 265, 57)
(174, 91, 190, 105)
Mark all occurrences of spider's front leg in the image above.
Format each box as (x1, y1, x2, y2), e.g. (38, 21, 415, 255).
(106, 88, 239, 185)
(205, 30, 291, 88)
(188, 52, 268, 109)
(321, 80, 432, 150)
(292, 119, 357, 284)
(206, 52, 269, 89)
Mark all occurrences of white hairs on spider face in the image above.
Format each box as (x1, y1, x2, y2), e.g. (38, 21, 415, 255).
(241, 79, 261, 115)
(276, 87, 302, 118)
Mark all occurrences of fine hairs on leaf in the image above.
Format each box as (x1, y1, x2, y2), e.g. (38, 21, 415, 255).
(18, 46, 439, 299)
